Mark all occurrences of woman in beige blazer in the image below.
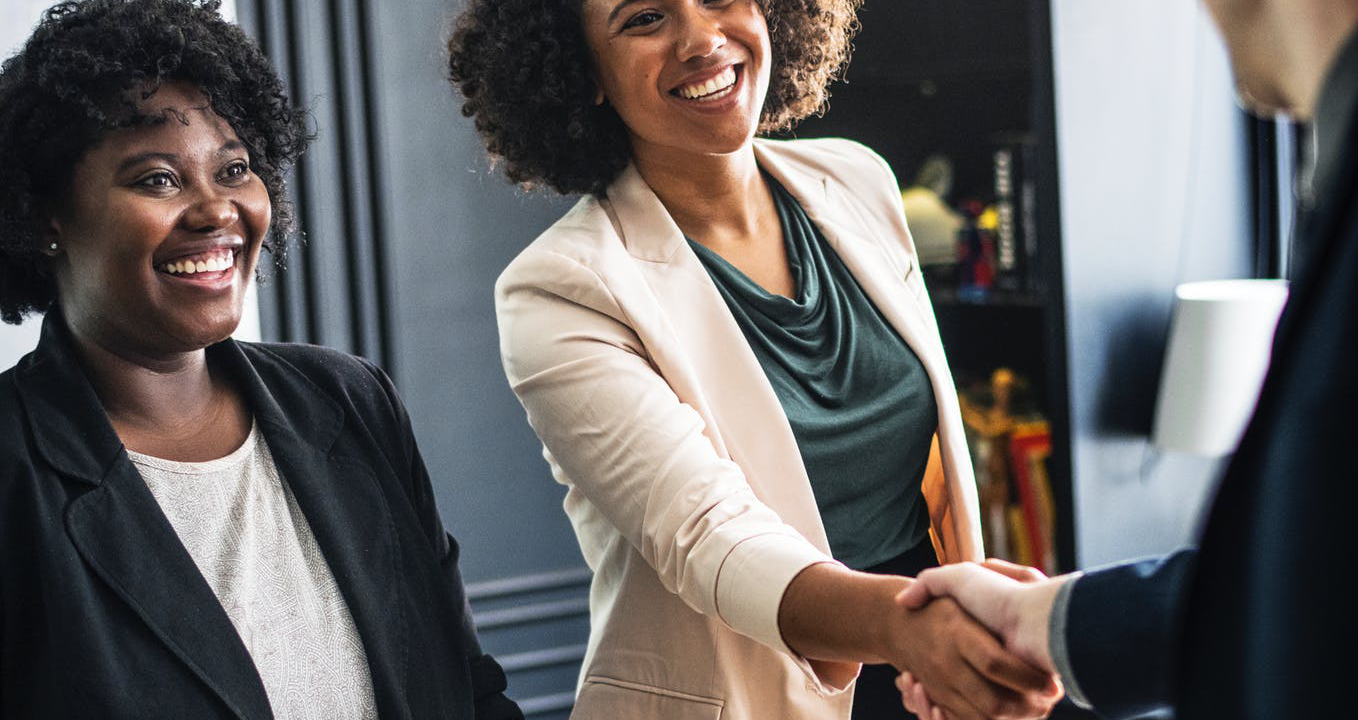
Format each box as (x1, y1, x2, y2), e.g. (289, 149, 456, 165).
(447, 1, 1062, 719)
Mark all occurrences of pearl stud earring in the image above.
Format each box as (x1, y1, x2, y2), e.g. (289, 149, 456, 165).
(49, 242, 58, 251)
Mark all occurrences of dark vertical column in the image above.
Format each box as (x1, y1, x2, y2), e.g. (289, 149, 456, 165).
(1029, 0, 1076, 574)
(1248, 116, 1282, 279)
(235, 2, 590, 713)
(233, 0, 392, 369)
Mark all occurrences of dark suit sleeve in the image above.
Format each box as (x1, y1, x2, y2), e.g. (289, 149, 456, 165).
(359, 359, 524, 720)
(1062, 548, 1196, 720)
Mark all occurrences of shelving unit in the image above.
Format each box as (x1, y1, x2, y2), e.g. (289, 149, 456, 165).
(788, 0, 1077, 573)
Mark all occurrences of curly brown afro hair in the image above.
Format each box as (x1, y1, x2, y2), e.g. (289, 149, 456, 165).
(0, 0, 309, 325)
(446, 0, 862, 195)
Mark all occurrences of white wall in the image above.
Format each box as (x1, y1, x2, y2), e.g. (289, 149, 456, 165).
(0, 0, 251, 372)
(1051, 1, 1254, 566)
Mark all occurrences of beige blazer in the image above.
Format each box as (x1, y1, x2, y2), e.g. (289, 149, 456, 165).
(495, 138, 983, 720)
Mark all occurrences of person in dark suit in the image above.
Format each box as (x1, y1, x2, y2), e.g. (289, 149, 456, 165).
(0, 2, 520, 718)
(894, 0, 1358, 717)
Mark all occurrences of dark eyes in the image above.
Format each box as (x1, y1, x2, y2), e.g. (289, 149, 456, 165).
(621, 10, 663, 30)
(620, 0, 734, 32)
(220, 161, 251, 182)
(136, 171, 177, 189)
(132, 161, 250, 191)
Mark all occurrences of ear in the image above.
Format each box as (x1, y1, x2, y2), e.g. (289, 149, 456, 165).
(37, 207, 63, 257)
(594, 84, 606, 106)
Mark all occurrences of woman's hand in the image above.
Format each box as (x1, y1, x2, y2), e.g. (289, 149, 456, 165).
(778, 563, 1062, 720)
(895, 559, 1066, 719)
(885, 594, 1063, 720)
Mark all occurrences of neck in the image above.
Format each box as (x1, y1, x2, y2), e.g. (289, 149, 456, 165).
(631, 140, 771, 246)
(1272, 0, 1358, 119)
(64, 319, 221, 436)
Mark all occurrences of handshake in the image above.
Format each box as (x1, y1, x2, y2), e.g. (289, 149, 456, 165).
(891, 559, 1080, 720)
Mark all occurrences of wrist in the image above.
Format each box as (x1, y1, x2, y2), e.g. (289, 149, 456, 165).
(870, 575, 915, 664)
(1013, 574, 1076, 672)
(778, 563, 911, 665)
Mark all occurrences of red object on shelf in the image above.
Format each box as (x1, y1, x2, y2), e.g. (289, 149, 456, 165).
(1009, 428, 1053, 573)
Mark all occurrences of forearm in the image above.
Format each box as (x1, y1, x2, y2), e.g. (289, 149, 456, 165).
(778, 561, 910, 665)
(790, 562, 1064, 719)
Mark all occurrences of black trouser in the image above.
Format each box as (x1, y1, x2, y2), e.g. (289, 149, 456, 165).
(850, 539, 939, 720)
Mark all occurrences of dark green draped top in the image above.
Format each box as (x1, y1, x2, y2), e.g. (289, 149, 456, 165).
(688, 176, 936, 570)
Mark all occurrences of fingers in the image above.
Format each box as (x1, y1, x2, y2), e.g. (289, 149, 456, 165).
(950, 608, 1064, 718)
(896, 671, 925, 714)
(899, 666, 1053, 720)
(895, 563, 985, 610)
(896, 578, 935, 609)
(897, 671, 947, 720)
(897, 598, 1059, 720)
(980, 558, 1047, 583)
(890, 600, 1007, 720)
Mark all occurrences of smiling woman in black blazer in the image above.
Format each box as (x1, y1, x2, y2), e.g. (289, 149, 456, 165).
(0, 2, 519, 718)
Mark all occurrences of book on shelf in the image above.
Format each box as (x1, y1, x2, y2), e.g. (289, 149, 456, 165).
(958, 368, 1057, 571)
(1009, 422, 1055, 575)
(992, 133, 1039, 295)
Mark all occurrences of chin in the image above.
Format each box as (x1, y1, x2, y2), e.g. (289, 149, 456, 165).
(1235, 83, 1292, 118)
(164, 311, 244, 352)
(1231, 62, 1296, 118)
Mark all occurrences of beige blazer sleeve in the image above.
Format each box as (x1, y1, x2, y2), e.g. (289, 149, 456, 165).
(495, 247, 845, 684)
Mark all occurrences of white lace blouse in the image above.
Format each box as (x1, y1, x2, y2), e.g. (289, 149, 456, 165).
(128, 422, 378, 720)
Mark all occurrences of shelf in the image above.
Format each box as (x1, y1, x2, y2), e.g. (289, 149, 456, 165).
(841, 62, 1035, 89)
(930, 286, 1046, 309)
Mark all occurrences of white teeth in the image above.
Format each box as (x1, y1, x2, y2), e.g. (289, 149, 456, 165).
(159, 250, 235, 275)
(678, 67, 737, 100)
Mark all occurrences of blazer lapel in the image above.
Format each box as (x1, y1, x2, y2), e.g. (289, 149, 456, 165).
(64, 465, 275, 720)
(754, 142, 948, 383)
(228, 344, 409, 720)
(757, 143, 981, 560)
(18, 313, 271, 720)
(605, 165, 832, 552)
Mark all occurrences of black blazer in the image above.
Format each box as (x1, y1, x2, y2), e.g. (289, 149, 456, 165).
(1061, 35, 1358, 720)
(0, 312, 523, 720)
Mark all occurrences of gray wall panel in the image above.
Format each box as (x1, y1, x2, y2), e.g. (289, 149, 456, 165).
(365, 0, 582, 583)
(238, 0, 589, 709)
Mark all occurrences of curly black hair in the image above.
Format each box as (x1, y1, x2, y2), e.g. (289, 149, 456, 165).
(0, 0, 309, 325)
(446, 0, 862, 196)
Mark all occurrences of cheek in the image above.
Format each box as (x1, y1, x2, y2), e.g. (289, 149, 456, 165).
(69, 208, 168, 276)
(599, 62, 664, 133)
(243, 182, 273, 245)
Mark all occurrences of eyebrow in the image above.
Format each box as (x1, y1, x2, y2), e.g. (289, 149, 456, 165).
(115, 141, 249, 174)
(607, 0, 644, 25)
(115, 152, 177, 175)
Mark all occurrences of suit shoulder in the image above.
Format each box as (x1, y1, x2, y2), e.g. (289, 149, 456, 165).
(239, 341, 391, 402)
(759, 136, 893, 182)
(0, 366, 29, 461)
(496, 195, 628, 298)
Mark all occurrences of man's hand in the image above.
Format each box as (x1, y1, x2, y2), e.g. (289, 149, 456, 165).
(894, 560, 1077, 718)
(885, 594, 1063, 720)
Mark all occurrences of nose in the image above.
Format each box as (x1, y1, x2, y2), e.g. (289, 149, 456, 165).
(675, 7, 725, 62)
(182, 186, 239, 233)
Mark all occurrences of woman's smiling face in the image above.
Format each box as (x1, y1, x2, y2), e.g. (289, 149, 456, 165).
(580, 0, 773, 165)
(48, 81, 271, 360)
